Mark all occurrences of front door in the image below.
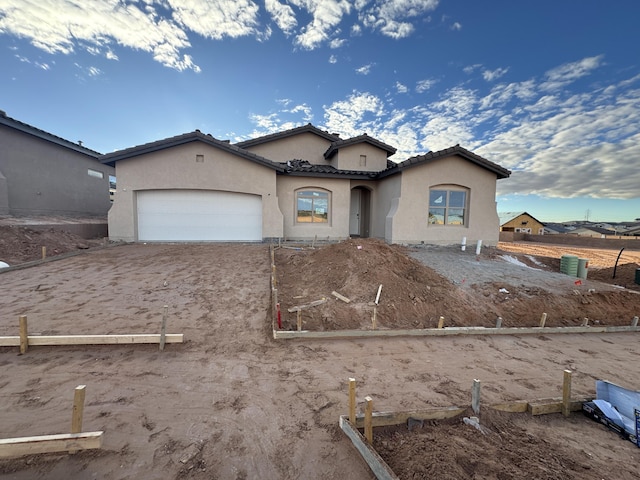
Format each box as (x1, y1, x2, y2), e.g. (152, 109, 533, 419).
(349, 187, 370, 237)
(349, 189, 361, 236)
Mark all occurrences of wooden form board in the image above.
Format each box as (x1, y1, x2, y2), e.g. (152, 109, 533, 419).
(352, 406, 467, 428)
(0, 334, 184, 347)
(274, 325, 640, 340)
(527, 397, 591, 416)
(0, 432, 103, 459)
(339, 416, 399, 480)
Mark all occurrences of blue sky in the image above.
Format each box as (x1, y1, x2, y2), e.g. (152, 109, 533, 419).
(1, 0, 639, 223)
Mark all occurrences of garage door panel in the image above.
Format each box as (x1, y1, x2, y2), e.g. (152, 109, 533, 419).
(137, 190, 262, 241)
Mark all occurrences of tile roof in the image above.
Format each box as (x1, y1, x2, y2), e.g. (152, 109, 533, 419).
(379, 144, 511, 179)
(100, 130, 286, 171)
(235, 123, 340, 149)
(0, 110, 101, 157)
(323, 134, 396, 159)
(281, 159, 378, 179)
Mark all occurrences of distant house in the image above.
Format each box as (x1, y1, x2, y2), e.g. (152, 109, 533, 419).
(0, 111, 114, 217)
(498, 212, 545, 235)
(101, 124, 511, 245)
(542, 223, 574, 235)
(571, 226, 617, 238)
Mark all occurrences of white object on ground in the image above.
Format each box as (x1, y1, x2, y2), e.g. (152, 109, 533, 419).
(0, 261, 9, 269)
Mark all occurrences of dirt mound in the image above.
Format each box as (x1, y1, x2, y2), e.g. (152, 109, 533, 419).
(276, 239, 640, 330)
(588, 262, 640, 291)
(374, 409, 639, 480)
(0, 225, 102, 265)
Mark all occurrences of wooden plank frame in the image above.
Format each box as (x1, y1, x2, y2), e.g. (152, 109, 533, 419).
(0, 334, 184, 347)
(274, 325, 640, 339)
(0, 432, 103, 459)
(339, 416, 399, 480)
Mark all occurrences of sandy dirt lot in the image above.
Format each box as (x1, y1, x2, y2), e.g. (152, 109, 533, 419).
(0, 240, 639, 479)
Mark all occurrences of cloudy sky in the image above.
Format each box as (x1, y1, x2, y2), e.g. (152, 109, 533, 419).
(1, 0, 639, 222)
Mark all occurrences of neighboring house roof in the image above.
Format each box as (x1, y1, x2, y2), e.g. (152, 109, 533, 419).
(378, 144, 511, 179)
(498, 211, 545, 227)
(100, 130, 286, 172)
(572, 226, 617, 235)
(235, 123, 340, 149)
(543, 223, 574, 234)
(323, 133, 396, 159)
(0, 110, 101, 158)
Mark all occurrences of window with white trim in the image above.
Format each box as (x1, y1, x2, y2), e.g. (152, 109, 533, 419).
(428, 188, 468, 226)
(296, 189, 329, 223)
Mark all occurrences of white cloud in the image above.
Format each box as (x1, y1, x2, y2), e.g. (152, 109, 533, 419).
(450, 21, 461, 31)
(541, 55, 604, 91)
(293, 0, 352, 50)
(168, 0, 261, 40)
(329, 37, 347, 48)
(416, 78, 437, 93)
(264, 0, 297, 35)
(482, 67, 509, 82)
(396, 81, 408, 93)
(358, 0, 440, 39)
(0, 0, 200, 71)
(356, 63, 374, 75)
(323, 91, 385, 137)
(329, 54, 338, 64)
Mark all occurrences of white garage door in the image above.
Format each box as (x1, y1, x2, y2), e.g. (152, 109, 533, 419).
(137, 190, 262, 241)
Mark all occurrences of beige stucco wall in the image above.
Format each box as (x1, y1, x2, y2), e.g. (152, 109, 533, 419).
(385, 156, 502, 245)
(334, 143, 388, 172)
(108, 142, 282, 242)
(276, 177, 351, 240)
(243, 132, 333, 165)
(371, 175, 402, 242)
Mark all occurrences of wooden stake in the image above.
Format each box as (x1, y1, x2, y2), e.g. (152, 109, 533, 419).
(472, 379, 481, 415)
(18, 315, 28, 355)
(331, 291, 351, 303)
(372, 307, 377, 330)
(375, 285, 382, 305)
(437, 316, 444, 329)
(159, 305, 168, 351)
(349, 378, 356, 424)
(272, 265, 277, 287)
(70, 385, 86, 454)
(297, 310, 302, 331)
(41, 246, 46, 259)
(364, 396, 373, 444)
(312, 234, 317, 248)
(71, 385, 86, 433)
(539, 313, 547, 328)
(562, 370, 572, 417)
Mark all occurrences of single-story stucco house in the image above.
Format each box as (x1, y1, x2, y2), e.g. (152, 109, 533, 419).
(0, 111, 114, 217)
(101, 124, 510, 245)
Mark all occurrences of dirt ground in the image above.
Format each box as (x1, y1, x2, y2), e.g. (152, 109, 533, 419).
(276, 239, 640, 331)
(0, 230, 639, 479)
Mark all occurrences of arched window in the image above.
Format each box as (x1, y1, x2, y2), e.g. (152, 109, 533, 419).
(296, 188, 330, 223)
(428, 187, 468, 226)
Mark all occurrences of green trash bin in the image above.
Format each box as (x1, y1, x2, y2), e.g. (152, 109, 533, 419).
(636, 268, 640, 285)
